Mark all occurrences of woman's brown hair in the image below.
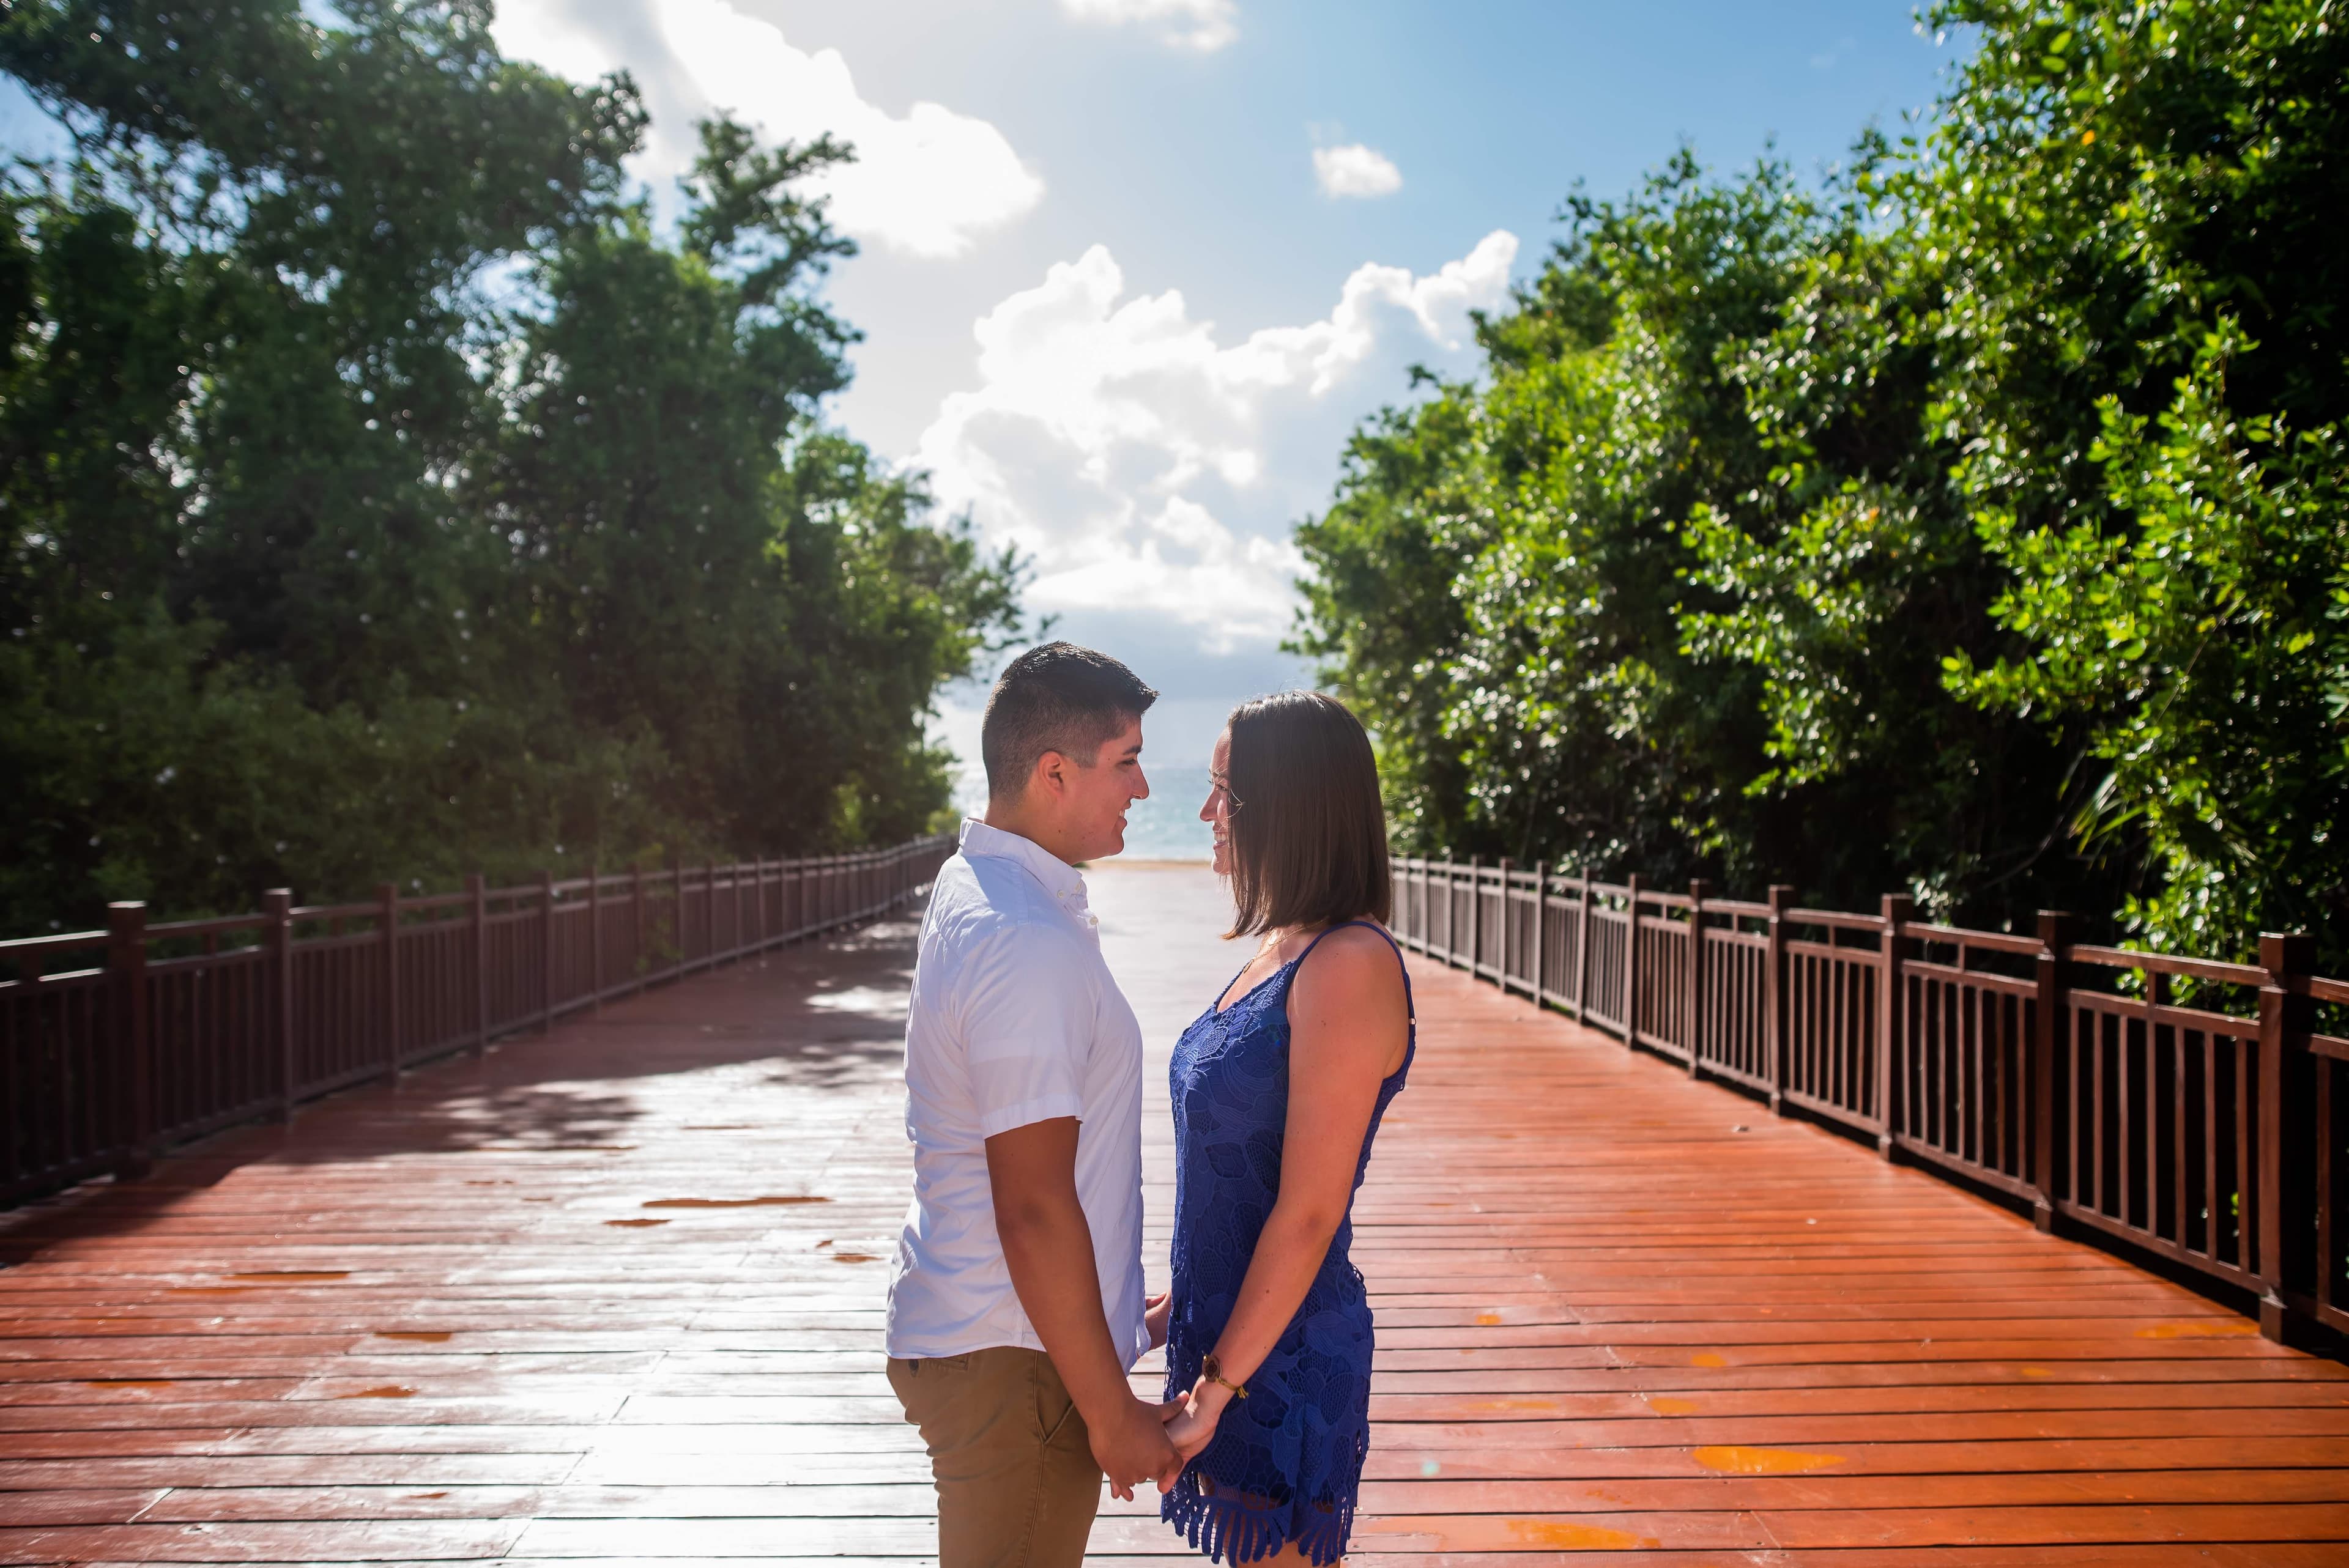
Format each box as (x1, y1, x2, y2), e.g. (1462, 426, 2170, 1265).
(1223, 690, 1392, 937)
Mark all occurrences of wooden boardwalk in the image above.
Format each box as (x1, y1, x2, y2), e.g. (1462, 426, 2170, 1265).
(0, 863, 2343, 1564)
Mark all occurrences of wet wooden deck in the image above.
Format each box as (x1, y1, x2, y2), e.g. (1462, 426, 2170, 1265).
(1, 863, 2344, 1564)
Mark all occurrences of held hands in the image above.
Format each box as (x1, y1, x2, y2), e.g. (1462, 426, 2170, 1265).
(1154, 1377, 1231, 1491)
(1091, 1394, 1185, 1502)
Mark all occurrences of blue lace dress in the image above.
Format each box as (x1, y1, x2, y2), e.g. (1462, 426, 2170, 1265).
(1160, 921, 1415, 1564)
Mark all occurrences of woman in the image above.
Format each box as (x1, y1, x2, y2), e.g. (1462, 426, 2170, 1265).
(1157, 690, 1415, 1564)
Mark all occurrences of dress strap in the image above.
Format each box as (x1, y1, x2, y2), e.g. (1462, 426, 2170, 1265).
(1289, 919, 1415, 1024)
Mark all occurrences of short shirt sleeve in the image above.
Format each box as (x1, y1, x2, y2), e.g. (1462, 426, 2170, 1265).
(957, 923, 1095, 1138)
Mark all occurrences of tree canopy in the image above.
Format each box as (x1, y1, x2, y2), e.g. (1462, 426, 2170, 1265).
(1297, 0, 2347, 961)
(1, 1, 1022, 931)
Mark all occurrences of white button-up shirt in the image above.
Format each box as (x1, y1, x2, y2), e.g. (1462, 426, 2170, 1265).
(884, 818, 1148, 1366)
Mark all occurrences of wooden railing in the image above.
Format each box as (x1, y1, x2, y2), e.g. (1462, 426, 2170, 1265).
(1392, 855, 2348, 1347)
(0, 838, 952, 1209)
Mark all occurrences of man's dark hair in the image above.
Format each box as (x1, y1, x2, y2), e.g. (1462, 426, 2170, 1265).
(981, 642, 1159, 799)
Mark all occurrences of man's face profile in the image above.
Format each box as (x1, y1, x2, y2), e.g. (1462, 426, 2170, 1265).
(1056, 717, 1148, 862)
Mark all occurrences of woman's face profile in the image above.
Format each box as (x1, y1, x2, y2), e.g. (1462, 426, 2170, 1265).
(1201, 728, 1237, 878)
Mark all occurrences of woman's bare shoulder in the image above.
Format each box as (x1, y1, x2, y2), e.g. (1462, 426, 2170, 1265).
(1291, 923, 1405, 1002)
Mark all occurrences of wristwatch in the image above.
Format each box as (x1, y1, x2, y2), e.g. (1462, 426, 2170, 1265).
(1200, 1353, 1248, 1400)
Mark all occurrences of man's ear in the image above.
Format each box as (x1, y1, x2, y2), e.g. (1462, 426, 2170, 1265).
(1032, 748, 1069, 802)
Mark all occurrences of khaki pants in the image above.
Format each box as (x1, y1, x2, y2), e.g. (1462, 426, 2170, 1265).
(887, 1346, 1103, 1567)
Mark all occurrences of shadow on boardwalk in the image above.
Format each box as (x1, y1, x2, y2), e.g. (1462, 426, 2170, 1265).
(0, 864, 2343, 1564)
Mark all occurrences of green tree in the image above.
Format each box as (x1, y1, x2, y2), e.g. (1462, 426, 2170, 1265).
(1924, 0, 2349, 956)
(0, 2, 1022, 932)
(1298, 0, 2348, 956)
(486, 120, 1019, 856)
(1302, 156, 2063, 908)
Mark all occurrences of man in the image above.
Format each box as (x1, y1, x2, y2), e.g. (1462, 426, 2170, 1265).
(886, 642, 1179, 1567)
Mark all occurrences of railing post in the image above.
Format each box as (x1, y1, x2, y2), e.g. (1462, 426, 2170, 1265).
(754, 856, 768, 953)
(378, 882, 402, 1082)
(1532, 862, 1548, 1007)
(466, 872, 489, 1054)
(538, 869, 556, 1034)
(2030, 910, 2074, 1232)
(1497, 858, 1513, 990)
(1436, 852, 1451, 963)
(1877, 893, 1912, 1158)
(107, 902, 153, 1180)
(2258, 931, 2315, 1343)
(1466, 856, 1482, 977)
(1394, 858, 1408, 947)
(632, 864, 647, 995)
(587, 862, 603, 1009)
(1623, 873, 1642, 1048)
(1687, 880, 1710, 1076)
(738, 858, 752, 956)
(1575, 869, 1593, 1021)
(265, 889, 295, 1121)
(1765, 884, 1792, 1115)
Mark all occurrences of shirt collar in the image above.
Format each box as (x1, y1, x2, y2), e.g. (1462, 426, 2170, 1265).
(959, 818, 1091, 911)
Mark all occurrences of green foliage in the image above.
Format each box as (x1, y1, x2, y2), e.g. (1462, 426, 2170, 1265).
(1297, 0, 2347, 958)
(1951, 324, 2349, 957)
(1, 2, 1021, 931)
(1921, 0, 2349, 956)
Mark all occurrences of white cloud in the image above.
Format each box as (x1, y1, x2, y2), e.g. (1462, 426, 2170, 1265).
(491, 0, 1043, 258)
(1059, 0, 1239, 52)
(1313, 142, 1403, 199)
(915, 232, 1519, 656)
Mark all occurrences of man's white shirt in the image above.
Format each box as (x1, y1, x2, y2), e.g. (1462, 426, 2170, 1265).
(885, 818, 1149, 1367)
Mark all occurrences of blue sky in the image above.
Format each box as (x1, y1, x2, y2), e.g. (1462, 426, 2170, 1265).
(6, 1, 1965, 777)
(485, 0, 1964, 776)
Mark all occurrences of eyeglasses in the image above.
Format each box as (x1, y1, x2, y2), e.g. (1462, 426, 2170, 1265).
(1208, 772, 1242, 814)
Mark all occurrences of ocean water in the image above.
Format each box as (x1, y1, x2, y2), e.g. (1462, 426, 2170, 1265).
(947, 763, 1215, 862)
(1116, 764, 1215, 862)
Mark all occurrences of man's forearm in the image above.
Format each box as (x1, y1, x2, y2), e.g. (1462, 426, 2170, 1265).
(997, 1194, 1131, 1417)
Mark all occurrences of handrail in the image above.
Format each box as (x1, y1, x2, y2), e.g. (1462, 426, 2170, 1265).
(2069, 944, 2268, 988)
(1386, 854, 2344, 1348)
(0, 835, 954, 1211)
